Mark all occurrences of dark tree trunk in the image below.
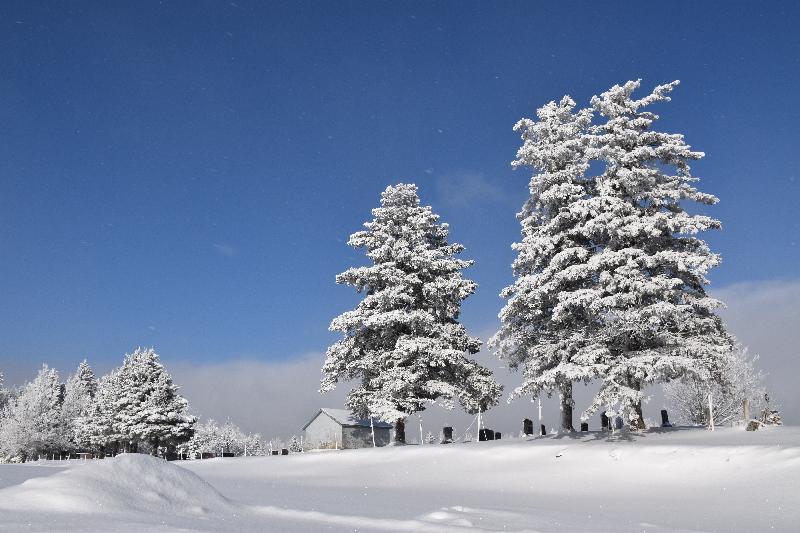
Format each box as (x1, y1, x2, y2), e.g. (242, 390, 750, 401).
(559, 381, 575, 432)
(151, 437, 159, 456)
(631, 380, 646, 430)
(394, 418, 406, 444)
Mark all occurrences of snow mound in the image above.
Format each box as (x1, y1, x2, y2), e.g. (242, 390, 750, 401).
(0, 453, 232, 516)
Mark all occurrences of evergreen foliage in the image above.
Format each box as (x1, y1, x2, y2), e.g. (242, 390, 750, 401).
(323, 184, 501, 442)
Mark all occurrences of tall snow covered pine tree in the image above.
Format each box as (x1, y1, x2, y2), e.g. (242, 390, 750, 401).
(491, 96, 600, 432)
(322, 184, 501, 443)
(582, 80, 732, 428)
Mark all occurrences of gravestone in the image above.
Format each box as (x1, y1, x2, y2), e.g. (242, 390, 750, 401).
(281, 448, 289, 455)
(523, 418, 533, 435)
(660, 409, 672, 427)
(614, 416, 624, 430)
(540, 424, 547, 436)
(580, 422, 589, 432)
(442, 426, 453, 444)
(601, 413, 609, 430)
(478, 428, 495, 441)
(495, 432, 501, 440)
(271, 450, 279, 456)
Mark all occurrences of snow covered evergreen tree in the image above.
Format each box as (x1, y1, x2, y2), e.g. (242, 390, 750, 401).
(664, 344, 766, 426)
(322, 184, 501, 443)
(113, 347, 195, 454)
(582, 80, 732, 427)
(75, 368, 122, 455)
(0, 365, 64, 462)
(491, 96, 598, 432)
(60, 360, 97, 452)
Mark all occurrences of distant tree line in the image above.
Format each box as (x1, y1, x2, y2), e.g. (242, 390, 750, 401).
(0, 348, 195, 462)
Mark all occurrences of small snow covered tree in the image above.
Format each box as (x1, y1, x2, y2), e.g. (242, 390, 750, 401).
(491, 96, 599, 432)
(288, 435, 302, 453)
(114, 348, 195, 454)
(664, 344, 766, 426)
(0, 365, 64, 461)
(582, 80, 732, 428)
(322, 184, 501, 443)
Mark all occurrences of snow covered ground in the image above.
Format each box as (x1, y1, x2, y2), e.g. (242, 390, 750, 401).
(0, 426, 797, 532)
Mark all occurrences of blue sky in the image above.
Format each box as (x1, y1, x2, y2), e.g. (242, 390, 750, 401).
(1, 1, 799, 393)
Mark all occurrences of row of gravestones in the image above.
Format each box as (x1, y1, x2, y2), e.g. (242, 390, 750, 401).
(271, 449, 290, 455)
(440, 410, 673, 442)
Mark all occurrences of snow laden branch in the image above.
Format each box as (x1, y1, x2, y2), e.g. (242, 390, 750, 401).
(322, 184, 501, 443)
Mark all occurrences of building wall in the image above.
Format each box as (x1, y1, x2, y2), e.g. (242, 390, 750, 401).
(304, 413, 343, 449)
(342, 426, 391, 449)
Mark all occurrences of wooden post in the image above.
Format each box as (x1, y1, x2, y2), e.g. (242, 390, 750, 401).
(537, 398, 542, 426)
(708, 391, 715, 431)
(370, 415, 376, 448)
(418, 414, 424, 445)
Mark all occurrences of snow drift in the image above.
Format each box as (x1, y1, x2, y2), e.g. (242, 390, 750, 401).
(0, 453, 232, 516)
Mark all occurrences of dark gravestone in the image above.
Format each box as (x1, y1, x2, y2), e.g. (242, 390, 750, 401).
(442, 426, 454, 444)
(614, 416, 624, 430)
(523, 418, 533, 436)
(478, 429, 495, 441)
(540, 424, 547, 436)
(601, 413, 609, 430)
(580, 422, 589, 432)
(281, 449, 289, 455)
(271, 450, 279, 456)
(660, 409, 672, 427)
(221, 452, 235, 458)
(495, 432, 501, 440)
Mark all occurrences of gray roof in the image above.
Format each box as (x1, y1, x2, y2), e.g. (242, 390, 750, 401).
(302, 408, 393, 430)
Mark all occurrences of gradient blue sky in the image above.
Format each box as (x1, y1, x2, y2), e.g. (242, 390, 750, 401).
(2, 1, 799, 388)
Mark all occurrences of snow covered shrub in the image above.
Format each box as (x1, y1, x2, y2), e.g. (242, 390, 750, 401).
(322, 184, 501, 443)
(176, 419, 265, 458)
(664, 345, 766, 426)
(288, 435, 302, 453)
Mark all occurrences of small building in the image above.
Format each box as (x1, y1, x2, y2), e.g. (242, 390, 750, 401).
(303, 408, 392, 449)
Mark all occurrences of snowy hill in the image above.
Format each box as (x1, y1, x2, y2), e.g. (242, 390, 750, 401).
(0, 427, 798, 532)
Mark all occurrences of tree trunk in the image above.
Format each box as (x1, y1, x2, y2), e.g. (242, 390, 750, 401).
(559, 381, 575, 432)
(151, 437, 159, 456)
(631, 380, 646, 430)
(394, 418, 406, 444)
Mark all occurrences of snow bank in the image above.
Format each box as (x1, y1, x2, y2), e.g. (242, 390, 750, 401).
(0, 453, 231, 516)
(1, 428, 799, 532)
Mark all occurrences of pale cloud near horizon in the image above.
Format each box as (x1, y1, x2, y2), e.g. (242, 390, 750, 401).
(713, 279, 800, 423)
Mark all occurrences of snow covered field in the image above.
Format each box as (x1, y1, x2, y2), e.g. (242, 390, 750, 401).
(0, 426, 797, 532)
